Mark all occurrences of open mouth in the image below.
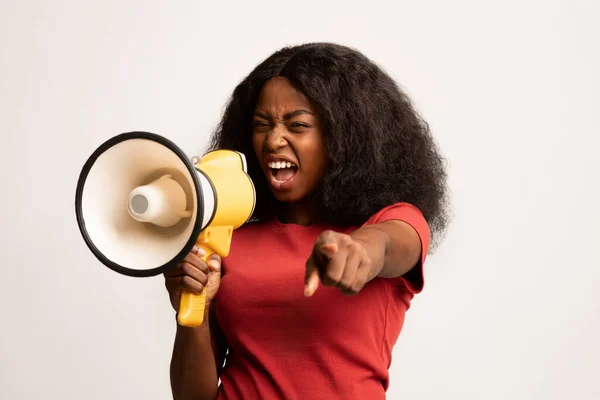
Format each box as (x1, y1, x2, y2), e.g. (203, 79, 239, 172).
(267, 160, 298, 188)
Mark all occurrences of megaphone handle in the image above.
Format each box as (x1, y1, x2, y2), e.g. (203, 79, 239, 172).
(177, 225, 233, 327)
(177, 246, 213, 327)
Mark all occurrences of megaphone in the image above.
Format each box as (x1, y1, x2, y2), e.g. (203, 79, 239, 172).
(75, 131, 256, 327)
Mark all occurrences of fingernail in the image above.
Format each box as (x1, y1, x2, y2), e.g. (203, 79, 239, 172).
(208, 259, 220, 270)
(192, 246, 205, 256)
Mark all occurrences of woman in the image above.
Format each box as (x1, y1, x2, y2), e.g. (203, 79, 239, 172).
(164, 42, 449, 400)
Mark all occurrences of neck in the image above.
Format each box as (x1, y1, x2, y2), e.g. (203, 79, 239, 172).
(278, 198, 321, 226)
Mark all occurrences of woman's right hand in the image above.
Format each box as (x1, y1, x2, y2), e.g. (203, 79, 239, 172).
(164, 245, 222, 313)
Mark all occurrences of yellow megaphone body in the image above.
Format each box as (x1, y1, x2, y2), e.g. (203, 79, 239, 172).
(75, 131, 255, 327)
(177, 150, 255, 326)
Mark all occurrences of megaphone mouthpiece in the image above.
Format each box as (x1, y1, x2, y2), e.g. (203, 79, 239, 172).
(126, 174, 192, 227)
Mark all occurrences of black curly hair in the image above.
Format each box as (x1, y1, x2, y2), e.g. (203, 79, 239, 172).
(208, 42, 450, 250)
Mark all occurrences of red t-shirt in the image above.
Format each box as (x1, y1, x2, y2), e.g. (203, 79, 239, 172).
(215, 202, 430, 400)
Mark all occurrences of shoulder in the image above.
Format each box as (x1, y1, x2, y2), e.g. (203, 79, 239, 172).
(363, 202, 430, 244)
(365, 202, 426, 224)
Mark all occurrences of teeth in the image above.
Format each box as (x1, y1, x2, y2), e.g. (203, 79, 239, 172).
(268, 161, 295, 169)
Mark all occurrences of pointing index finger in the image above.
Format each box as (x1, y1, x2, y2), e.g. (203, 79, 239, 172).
(304, 257, 320, 297)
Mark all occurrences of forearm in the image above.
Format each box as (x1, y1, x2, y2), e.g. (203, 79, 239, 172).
(170, 308, 219, 400)
(350, 220, 421, 279)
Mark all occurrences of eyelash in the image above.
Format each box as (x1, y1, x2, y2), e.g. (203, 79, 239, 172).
(290, 122, 309, 128)
(252, 121, 310, 129)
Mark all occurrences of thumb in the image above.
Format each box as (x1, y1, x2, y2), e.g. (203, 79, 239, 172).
(206, 254, 221, 272)
(304, 260, 320, 297)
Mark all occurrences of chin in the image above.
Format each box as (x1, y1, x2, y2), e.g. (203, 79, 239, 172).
(271, 190, 303, 203)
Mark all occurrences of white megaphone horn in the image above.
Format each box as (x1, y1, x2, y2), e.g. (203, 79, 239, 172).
(75, 131, 256, 327)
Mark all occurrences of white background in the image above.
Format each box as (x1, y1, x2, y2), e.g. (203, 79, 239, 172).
(1, 0, 599, 399)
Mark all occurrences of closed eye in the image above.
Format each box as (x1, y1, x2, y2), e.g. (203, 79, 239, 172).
(252, 121, 271, 132)
(288, 122, 311, 133)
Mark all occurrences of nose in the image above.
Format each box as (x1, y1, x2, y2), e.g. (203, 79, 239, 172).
(264, 125, 288, 151)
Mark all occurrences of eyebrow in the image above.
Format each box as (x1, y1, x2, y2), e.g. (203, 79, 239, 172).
(253, 109, 314, 120)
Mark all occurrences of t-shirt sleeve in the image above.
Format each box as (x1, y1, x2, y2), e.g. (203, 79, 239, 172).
(361, 202, 431, 294)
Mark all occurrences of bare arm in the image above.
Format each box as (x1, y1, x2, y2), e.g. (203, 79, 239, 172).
(304, 220, 424, 296)
(169, 301, 228, 400)
(350, 219, 422, 279)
